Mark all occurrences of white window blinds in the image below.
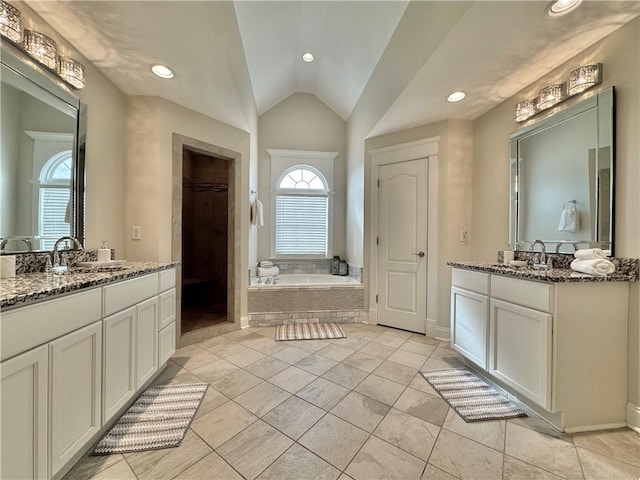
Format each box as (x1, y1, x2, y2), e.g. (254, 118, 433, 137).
(275, 194, 328, 255)
(39, 186, 71, 250)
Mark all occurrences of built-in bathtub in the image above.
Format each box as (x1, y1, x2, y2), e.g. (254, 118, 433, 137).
(248, 274, 364, 327)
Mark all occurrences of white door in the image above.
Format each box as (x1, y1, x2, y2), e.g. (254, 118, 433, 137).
(377, 158, 428, 333)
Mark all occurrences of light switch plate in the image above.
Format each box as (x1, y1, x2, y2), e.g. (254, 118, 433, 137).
(132, 226, 142, 240)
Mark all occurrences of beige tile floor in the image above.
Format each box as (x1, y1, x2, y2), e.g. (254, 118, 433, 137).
(65, 323, 640, 480)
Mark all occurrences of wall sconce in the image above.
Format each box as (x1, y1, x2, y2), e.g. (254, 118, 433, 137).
(514, 63, 602, 122)
(0, 1, 86, 89)
(0, 0, 22, 43)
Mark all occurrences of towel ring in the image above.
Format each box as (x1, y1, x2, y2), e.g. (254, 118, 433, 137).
(563, 199, 577, 208)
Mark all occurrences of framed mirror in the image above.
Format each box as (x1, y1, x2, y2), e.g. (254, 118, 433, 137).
(509, 87, 614, 254)
(1, 44, 86, 254)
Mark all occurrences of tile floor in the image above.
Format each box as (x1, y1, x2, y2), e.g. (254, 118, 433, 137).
(65, 323, 640, 480)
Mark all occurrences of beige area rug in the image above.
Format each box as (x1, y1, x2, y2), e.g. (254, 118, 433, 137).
(421, 368, 527, 422)
(275, 322, 346, 341)
(92, 383, 208, 455)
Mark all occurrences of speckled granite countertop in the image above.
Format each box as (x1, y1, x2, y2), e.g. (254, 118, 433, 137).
(0, 262, 178, 309)
(448, 261, 638, 283)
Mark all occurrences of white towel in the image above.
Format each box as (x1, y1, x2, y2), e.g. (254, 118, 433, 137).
(570, 259, 615, 276)
(558, 203, 579, 232)
(259, 260, 274, 268)
(257, 266, 280, 277)
(574, 248, 607, 260)
(256, 199, 264, 227)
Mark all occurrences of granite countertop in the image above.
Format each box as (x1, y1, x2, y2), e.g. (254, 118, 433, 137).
(0, 262, 179, 309)
(447, 261, 638, 283)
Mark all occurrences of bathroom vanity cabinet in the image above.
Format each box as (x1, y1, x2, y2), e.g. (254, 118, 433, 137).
(450, 266, 630, 432)
(0, 266, 176, 480)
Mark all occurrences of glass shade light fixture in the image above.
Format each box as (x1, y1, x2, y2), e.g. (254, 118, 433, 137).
(545, 0, 583, 18)
(302, 52, 315, 63)
(567, 64, 600, 95)
(22, 29, 58, 70)
(514, 63, 602, 123)
(0, 0, 22, 43)
(151, 64, 174, 79)
(447, 91, 466, 102)
(57, 55, 86, 89)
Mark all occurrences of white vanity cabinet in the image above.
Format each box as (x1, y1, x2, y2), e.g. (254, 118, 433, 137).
(157, 269, 177, 366)
(451, 268, 630, 432)
(451, 269, 490, 369)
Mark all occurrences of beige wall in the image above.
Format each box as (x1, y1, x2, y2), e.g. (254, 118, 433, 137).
(257, 93, 347, 260)
(472, 19, 640, 420)
(365, 120, 474, 334)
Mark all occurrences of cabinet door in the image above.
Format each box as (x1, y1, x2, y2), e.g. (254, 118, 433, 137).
(159, 322, 177, 366)
(489, 299, 552, 409)
(103, 307, 136, 424)
(0, 346, 48, 480)
(158, 288, 176, 330)
(136, 297, 158, 388)
(49, 322, 102, 477)
(451, 287, 489, 369)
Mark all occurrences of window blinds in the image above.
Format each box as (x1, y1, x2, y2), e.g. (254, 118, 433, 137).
(40, 187, 71, 250)
(275, 194, 328, 255)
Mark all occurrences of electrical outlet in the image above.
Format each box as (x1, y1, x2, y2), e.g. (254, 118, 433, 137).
(132, 225, 142, 240)
(460, 229, 468, 242)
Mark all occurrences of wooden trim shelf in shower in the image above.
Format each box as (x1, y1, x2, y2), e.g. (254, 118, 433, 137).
(182, 178, 229, 192)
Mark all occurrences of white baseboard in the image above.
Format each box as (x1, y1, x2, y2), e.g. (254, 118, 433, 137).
(368, 308, 378, 325)
(426, 318, 450, 341)
(626, 402, 640, 433)
(240, 316, 249, 329)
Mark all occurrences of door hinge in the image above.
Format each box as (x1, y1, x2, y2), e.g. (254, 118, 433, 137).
(375, 294, 378, 303)
(376, 236, 379, 246)
(377, 179, 380, 187)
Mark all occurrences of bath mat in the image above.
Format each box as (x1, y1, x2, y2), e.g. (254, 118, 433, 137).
(421, 368, 526, 422)
(92, 383, 208, 455)
(276, 323, 346, 341)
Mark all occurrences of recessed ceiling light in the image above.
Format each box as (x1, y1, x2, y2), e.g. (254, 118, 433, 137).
(151, 64, 174, 79)
(545, 0, 582, 18)
(447, 91, 466, 102)
(302, 52, 315, 63)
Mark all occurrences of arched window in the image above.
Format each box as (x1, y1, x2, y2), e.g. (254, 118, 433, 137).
(275, 166, 329, 256)
(39, 151, 72, 249)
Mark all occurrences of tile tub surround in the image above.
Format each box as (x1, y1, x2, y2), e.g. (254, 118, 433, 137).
(447, 259, 639, 283)
(64, 323, 640, 480)
(11, 248, 116, 275)
(0, 261, 178, 309)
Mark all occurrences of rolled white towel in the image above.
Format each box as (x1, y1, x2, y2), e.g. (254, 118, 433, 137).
(570, 259, 615, 276)
(259, 260, 274, 268)
(257, 266, 280, 277)
(574, 248, 607, 260)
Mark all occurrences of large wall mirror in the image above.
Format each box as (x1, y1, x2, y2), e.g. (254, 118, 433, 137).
(1, 44, 86, 254)
(509, 87, 614, 254)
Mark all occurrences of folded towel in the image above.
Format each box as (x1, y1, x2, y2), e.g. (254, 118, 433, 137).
(574, 248, 607, 260)
(570, 259, 615, 276)
(558, 203, 579, 232)
(257, 266, 280, 277)
(259, 260, 274, 268)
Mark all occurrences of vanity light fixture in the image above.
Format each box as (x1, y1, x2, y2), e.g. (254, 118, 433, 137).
(567, 64, 601, 96)
(57, 55, 86, 89)
(514, 63, 602, 123)
(447, 91, 466, 102)
(151, 64, 174, 79)
(0, 0, 22, 44)
(22, 29, 58, 70)
(302, 52, 315, 63)
(545, 0, 583, 18)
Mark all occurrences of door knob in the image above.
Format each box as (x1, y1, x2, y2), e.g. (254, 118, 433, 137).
(412, 251, 425, 257)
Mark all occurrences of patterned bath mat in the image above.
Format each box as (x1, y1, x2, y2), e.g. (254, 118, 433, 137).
(421, 368, 527, 422)
(276, 323, 346, 341)
(92, 383, 208, 455)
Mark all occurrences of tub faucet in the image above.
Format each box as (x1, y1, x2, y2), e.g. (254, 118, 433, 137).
(531, 239, 548, 268)
(52, 236, 83, 272)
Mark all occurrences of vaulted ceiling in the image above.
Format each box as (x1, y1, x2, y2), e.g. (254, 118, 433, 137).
(26, 1, 640, 137)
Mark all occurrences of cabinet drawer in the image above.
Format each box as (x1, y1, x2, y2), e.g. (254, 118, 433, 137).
(452, 269, 489, 295)
(159, 289, 176, 330)
(158, 322, 176, 366)
(103, 273, 159, 317)
(159, 268, 176, 293)
(1, 288, 102, 361)
(491, 275, 553, 312)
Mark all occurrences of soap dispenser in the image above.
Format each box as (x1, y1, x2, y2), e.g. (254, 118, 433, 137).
(97, 240, 111, 263)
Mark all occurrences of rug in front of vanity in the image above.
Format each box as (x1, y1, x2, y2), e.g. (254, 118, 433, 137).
(92, 383, 208, 455)
(421, 368, 527, 422)
(276, 322, 346, 341)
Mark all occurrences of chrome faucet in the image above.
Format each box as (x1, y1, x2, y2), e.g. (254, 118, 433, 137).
(52, 236, 83, 272)
(531, 239, 548, 268)
(0, 237, 33, 253)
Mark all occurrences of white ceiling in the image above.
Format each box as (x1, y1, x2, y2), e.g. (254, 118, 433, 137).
(26, 1, 640, 137)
